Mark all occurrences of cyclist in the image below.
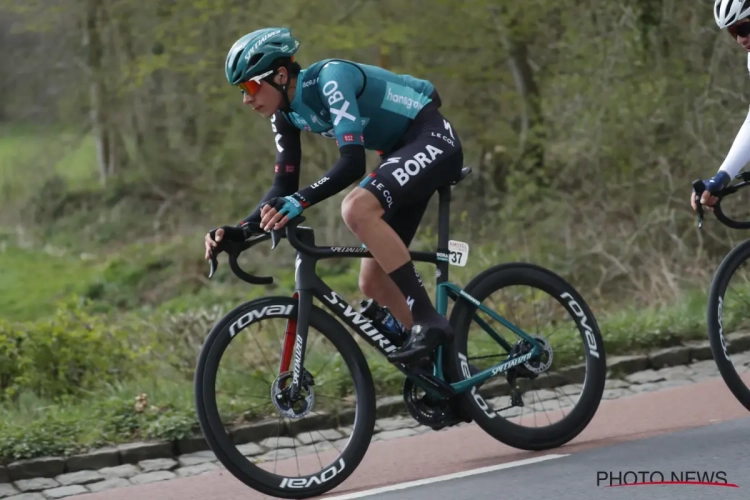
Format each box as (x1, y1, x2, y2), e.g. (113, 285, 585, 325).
(692, 0, 750, 211)
(204, 27, 465, 365)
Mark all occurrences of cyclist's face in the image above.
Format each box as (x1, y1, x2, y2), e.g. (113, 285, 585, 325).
(729, 19, 750, 51)
(242, 69, 287, 118)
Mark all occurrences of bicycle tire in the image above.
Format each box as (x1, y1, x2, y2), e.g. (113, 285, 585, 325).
(706, 238, 750, 412)
(444, 263, 607, 450)
(194, 296, 376, 499)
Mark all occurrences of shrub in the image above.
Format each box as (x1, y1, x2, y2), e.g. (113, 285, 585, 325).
(0, 392, 199, 464)
(0, 414, 89, 463)
(0, 299, 145, 401)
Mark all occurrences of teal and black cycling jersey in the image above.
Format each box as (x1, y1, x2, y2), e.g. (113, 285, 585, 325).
(281, 59, 435, 153)
(242, 58, 462, 236)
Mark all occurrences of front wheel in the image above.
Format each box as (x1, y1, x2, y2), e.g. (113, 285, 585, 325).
(194, 296, 376, 499)
(444, 263, 607, 450)
(707, 238, 750, 412)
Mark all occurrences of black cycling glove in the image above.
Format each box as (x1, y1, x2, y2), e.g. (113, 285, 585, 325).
(208, 221, 262, 251)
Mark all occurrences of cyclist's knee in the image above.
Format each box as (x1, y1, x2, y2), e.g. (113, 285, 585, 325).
(341, 188, 382, 230)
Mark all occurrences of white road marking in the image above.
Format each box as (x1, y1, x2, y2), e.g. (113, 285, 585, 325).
(324, 454, 570, 499)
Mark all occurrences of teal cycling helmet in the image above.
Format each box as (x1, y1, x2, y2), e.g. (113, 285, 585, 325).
(225, 28, 300, 111)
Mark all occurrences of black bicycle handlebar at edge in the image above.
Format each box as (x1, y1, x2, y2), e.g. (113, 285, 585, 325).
(207, 232, 274, 285)
(692, 173, 750, 231)
(207, 215, 439, 286)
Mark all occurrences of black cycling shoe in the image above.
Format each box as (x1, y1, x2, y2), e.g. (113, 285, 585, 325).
(387, 323, 454, 365)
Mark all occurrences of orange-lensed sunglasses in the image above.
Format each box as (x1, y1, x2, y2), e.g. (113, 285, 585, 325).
(237, 69, 275, 96)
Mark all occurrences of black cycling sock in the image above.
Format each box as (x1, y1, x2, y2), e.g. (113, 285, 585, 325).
(388, 261, 442, 325)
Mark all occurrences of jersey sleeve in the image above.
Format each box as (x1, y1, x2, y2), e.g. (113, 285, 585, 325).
(241, 111, 302, 225)
(718, 105, 750, 179)
(272, 110, 302, 167)
(317, 62, 365, 148)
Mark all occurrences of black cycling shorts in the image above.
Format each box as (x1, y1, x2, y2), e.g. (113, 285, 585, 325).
(359, 91, 464, 246)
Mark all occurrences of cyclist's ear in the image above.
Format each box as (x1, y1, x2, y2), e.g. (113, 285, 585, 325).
(276, 67, 288, 85)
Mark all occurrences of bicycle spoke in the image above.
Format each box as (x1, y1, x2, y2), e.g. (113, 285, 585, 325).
(250, 328, 278, 383)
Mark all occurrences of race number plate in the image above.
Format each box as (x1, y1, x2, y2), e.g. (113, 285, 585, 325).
(448, 240, 469, 267)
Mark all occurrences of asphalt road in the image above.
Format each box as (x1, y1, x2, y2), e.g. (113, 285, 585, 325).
(337, 417, 750, 500)
(72, 375, 750, 500)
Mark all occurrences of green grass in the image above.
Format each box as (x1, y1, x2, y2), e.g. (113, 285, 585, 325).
(0, 124, 98, 202)
(0, 246, 103, 321)
(0, 380, 198, 464)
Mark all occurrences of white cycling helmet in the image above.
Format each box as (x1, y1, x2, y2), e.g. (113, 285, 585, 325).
(715, 0, 750, 29)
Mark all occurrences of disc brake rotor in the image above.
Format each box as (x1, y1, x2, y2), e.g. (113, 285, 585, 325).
(523, 335, 553, 374)
(271, 371, 315, 419)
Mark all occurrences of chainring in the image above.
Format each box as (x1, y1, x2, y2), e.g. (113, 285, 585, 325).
(403, 378, 463, 430)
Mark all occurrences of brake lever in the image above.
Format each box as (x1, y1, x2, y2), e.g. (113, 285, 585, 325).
(271, 228, 282, 250)
(692, 179, 706, 229)
(208, 249, 219, 278)
(269, 215, 307, 249)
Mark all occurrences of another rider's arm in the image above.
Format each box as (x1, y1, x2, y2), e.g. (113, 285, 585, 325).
(716, 105, 750, 181)
(241, 111, 302, 225)
(288, 62, 367, 209)
(702, 105, 750, 194)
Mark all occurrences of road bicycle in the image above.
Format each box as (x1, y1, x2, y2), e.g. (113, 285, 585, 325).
(693, 175, 750, 412)
(195, 166, 607, 499)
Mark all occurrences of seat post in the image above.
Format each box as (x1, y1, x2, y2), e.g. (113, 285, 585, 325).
(434, 166, 470, 287)
(436, 184, 451, 285)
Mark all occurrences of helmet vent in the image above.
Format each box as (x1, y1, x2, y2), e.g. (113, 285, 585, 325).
(248, 53, 263, 67)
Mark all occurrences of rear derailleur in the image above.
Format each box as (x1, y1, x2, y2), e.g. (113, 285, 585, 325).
(500, 336, 552, 411)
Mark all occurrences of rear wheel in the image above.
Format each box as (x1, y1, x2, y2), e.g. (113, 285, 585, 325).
(195, 296, 376, 499)
(445, 263, 607, 450)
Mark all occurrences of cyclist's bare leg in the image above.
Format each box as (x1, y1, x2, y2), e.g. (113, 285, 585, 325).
(359, 258, 413, 328)
(342, 189, 411, 272)
(342, 187, 452, 363)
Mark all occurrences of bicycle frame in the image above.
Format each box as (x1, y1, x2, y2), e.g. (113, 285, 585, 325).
(281, 177, 542, 401)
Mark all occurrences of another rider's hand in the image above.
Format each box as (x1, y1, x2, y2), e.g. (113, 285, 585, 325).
(691, 171, 730, 213)
(261, 195, 305, 232)
(691, 190, 718, 213)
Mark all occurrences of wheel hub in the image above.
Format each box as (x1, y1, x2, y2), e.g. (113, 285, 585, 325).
(523, 335, 553, 374)
(271, 371, 315, 419)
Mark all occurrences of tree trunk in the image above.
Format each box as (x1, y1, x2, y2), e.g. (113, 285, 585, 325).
(111, 5, 144, 169)
(84, 0, 110, 187)
(490, 6, 546, 188)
